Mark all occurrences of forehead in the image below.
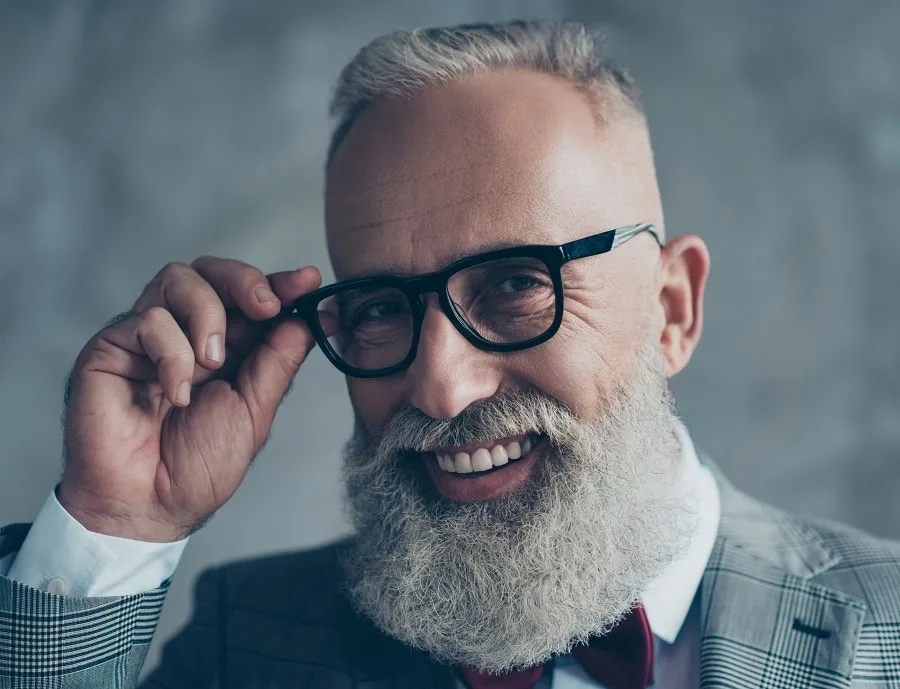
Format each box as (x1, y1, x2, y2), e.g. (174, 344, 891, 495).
(324, 70, 656, 280)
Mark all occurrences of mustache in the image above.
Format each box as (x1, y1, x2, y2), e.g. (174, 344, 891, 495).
(370, 389, 574, 458)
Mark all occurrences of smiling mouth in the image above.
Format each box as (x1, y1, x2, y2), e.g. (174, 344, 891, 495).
(431, 433, 543, 477)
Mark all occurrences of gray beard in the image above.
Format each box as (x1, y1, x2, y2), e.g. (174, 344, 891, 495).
(340, 345, 698, 672)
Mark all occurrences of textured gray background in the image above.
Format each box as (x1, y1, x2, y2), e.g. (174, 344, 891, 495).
(2, 0, 899, 677)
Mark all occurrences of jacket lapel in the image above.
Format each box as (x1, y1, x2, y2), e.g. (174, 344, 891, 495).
(699, 465, 866, 688)
(336, 589, 457, 689)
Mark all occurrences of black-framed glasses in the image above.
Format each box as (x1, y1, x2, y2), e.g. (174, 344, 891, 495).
(292, 222, 661, 378)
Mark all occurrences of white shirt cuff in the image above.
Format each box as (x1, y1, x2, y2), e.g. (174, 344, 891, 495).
(6, 489, 188, 597)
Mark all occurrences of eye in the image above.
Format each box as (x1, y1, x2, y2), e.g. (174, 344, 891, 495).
(495, 275, 542, 294)
(352, 299, 407, 326)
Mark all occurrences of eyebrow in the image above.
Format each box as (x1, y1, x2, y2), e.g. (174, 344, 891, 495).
(443, 239, 530, 264)
(342, 238, 543, 281)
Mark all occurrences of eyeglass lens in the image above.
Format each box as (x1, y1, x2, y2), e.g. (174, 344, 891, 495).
(316, 256, 557, 372)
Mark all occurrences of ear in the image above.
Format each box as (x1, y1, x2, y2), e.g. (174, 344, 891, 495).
(656, 234, 710, 377)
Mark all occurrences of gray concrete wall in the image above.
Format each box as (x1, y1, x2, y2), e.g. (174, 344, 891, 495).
(2, 0, 898, 677)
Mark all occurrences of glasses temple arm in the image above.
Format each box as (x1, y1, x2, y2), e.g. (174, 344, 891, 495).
(610, 222, 662, 249)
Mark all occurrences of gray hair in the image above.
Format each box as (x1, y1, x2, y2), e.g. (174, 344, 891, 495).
(326, 20, 643, 167)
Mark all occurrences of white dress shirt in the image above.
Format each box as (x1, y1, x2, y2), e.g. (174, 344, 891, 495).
(4, 423, 719, 688)
(5, 490, 188, 597)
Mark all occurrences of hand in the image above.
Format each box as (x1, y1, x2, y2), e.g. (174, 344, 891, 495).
(58, 258, 322, 542)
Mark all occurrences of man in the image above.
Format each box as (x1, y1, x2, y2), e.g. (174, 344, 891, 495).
(1, 19, 899, 689)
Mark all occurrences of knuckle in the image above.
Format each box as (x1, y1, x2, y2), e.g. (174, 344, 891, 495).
(137, 263, 194, 312)
(158, 261, 191, 280)
(171, 346, 196, 367)
(158, 336, 195, 368)
(226, 261, 263, 287)
(141, 305, 174, 329)
(142, 263, 192, 307)
(198, 300, 225, 320)
(185, 299, 226, 335)
(190, 255, 217, 269)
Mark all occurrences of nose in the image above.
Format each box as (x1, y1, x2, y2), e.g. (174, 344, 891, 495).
(405, 296, 502, 419)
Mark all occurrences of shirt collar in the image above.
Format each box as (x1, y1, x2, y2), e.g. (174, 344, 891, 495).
(639, 421, 721, 644)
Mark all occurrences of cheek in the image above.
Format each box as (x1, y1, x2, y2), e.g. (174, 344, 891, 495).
(510, 312, 642, 421)
(346, 378, 406, 434)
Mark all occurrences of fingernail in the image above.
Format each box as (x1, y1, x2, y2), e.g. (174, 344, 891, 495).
(176, 382, 191, 406)
(255, 286, 279, 304)
(205, 334, 224, 363)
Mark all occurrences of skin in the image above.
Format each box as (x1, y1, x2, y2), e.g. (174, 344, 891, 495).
(327, 70, 710, 500)
(58, 69, 709, 541)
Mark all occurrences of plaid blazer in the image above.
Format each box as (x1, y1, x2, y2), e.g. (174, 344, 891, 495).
(2, 465, 899, 689)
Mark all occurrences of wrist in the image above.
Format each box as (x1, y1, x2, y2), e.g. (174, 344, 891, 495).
(56, 483, 191, 543)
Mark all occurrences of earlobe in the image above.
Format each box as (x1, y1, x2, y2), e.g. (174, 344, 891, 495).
(657, 235, 710, 378)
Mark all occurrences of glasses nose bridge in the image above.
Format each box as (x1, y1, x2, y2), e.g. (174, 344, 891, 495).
(406, 271, 476, 347)
(406, 271, 451, 308)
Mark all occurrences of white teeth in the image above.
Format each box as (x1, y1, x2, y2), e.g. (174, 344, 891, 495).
(455, 452, 473, 473)
(435, 436, 538, 474)
(471, 448, 493, 472)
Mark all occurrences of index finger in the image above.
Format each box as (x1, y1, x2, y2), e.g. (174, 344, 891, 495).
(266, 266, 322, 305)
(191, 256, 282, 321)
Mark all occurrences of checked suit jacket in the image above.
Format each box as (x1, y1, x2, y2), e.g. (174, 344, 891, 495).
(2, 465, 900, 689)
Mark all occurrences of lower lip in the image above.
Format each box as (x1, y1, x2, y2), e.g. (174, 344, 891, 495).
(423, 439, 543, 501)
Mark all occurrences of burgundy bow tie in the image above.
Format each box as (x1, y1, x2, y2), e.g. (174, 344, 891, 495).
(458, 605, 654, 689)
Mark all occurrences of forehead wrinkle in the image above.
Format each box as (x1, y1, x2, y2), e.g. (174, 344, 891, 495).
(335, 155, 520, 196)
(333, 187, 536, 236)
(329, 155, 538, 221)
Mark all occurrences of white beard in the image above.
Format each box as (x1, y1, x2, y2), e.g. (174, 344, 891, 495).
(340, 343, 698, 672)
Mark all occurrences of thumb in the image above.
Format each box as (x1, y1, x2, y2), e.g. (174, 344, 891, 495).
(235, 315, 317, 443)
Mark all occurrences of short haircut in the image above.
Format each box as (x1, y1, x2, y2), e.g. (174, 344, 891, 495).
(326, 20, 644, 168)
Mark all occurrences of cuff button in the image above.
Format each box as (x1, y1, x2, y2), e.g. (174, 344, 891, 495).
(47, 578, 68, 595)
